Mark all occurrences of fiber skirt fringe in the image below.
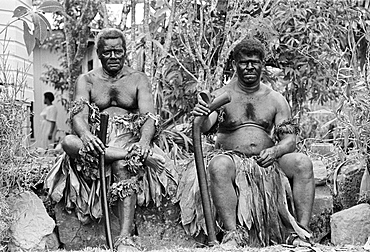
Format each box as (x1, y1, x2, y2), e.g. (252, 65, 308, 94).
(44, 115, 178, 224)
(176, 150, 309, 247)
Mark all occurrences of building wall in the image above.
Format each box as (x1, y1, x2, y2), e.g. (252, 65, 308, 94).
(33, 40, 99, 148)
(0, 0, 34, 102)
(33, 45, 69, 147)
(0, 0, 101, 148)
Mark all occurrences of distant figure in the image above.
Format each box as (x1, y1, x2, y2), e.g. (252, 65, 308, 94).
(39, 92, 57, 149)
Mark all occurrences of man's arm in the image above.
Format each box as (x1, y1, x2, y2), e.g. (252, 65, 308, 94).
(72, 74, 105, 155)
(257, 93, 296, 167)
(136, 73, 156, 147)
(192, 92, 219, 133)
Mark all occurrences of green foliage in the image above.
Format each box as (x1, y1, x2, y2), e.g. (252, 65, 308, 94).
(0, 193, 13, 247)
(0, 36, 52, 248)
(2, 0, 63, 55)
(0, 53, 30, 246)
(269, 0, 369, 113)
(335, 80, 370, 157)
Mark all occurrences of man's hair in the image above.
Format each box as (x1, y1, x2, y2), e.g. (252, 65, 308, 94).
(95, 28, 126, 54)
(44, 92, 55, 102)
(233, 38, 265, 61)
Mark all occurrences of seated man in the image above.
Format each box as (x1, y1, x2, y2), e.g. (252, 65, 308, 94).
(45, 28, 172, 252)
(183, 38, 314, 247)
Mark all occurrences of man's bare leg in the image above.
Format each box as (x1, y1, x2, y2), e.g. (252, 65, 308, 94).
(62, 135, 166, 251)
(61, 135, 165, 172)
(110, 160, 139, 252)
(278, 153, 315, 227)
(208, 155, 237, 245)
(278, 153, 315, 245)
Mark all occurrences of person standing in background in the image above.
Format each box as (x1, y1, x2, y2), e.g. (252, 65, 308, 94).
(40, 92, 58, 149)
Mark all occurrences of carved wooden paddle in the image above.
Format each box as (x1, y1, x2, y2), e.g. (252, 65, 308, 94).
(192, 90, 231, 246)
(98, 112, 113, 250)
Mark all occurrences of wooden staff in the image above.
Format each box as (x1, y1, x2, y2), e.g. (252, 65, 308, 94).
(98, 112, 113, 250)
(192, 91, 231, 246)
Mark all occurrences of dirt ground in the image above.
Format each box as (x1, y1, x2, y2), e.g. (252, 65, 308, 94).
(54, 244, 368, 252)
(149, 245, 368, 252)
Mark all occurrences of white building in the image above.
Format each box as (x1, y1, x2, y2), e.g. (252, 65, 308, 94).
(0, 0, 145, 149)
(0, 0, 69, 148)
(0, 0, 35, 145)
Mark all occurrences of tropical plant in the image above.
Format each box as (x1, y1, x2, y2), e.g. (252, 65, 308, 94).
(0, 38, 36, 247)
(1, 0, 63, 55)
(269, 0, 369, 114)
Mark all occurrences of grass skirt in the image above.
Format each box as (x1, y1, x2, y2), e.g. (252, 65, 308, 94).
(176, 150, 310, 246)
(44, 116, 178, 224)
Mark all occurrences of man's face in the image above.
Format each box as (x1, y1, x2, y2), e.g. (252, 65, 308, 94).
(233, 53, 263, 85)
(98, 38, 126, 75)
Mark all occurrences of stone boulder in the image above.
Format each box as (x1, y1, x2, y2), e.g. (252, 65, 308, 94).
(331, 203, 370, 245)
(333, 159, 365, 212)
(309, 185, 332, 243)
(312, 159, 328, 186)
(7, 191, 59, 252)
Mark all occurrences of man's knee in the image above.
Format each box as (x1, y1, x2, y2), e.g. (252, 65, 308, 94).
(61, 135, 82, 157)
(279, 153, 313, 179)
(293, 153, 313, 178)
(208, 155, 235, 182)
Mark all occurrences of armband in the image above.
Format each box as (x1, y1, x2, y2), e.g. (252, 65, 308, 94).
(273, 119, 300, 142)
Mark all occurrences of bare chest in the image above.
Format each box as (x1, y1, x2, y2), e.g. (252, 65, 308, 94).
(90, 78, 137, 111)
(220, 92, 276, 131)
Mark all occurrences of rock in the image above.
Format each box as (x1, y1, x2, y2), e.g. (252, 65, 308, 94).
(312, 185, 333, 216)
(310, 143, 335, 156)
(333, 159, 365, 211)
(7, 191, 58, 251)
(331, 203, 370, 245)
(312, 159, 328, 186)
(309, 185, 332, 243)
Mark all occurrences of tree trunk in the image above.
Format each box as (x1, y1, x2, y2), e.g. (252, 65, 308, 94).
(130, 0, 137, 69)
(64, 0, 100, 103)
(99, 0, 109, 27)
(153, 0, 176, 110)
(120, 0, 131, 31)
(143, 0, 153, 77)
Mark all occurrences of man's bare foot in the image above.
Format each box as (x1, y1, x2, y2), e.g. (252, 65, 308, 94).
(286, 233, 312, 247)
(115, 236, 140, 252)
(144, 152, 165, 174)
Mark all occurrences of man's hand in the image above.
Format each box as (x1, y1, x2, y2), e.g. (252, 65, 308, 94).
(130, 141, 151, 162)
(257, 146, 279, 168)
(81, 132, 106, 155)
(192, 94, 211, 117)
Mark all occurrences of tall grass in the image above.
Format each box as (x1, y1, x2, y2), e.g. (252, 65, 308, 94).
(0, 36, 33, 247)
